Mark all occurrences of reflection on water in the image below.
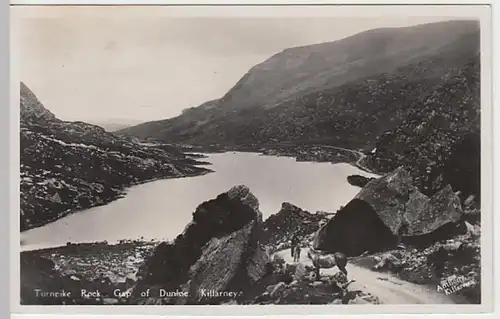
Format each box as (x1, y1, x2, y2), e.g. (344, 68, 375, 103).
(20, 152, 378, 251)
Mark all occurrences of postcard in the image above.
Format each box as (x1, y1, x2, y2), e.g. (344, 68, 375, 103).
(10, 2, 493, 316)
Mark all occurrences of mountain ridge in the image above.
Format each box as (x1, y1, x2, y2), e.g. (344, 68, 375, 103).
(117, 20, 479, 149)
(20, 82, 211, 231)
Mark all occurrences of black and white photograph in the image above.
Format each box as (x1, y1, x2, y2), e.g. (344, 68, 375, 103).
(11, 4, 492, 312)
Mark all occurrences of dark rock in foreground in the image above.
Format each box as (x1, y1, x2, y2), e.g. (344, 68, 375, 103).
(354, 167, 415, 235)
(130, 185, 269, 305)
(315, 167, 465, 256)
(19, 183, 481, 305)
(355, 167, 463, 236)
(313, 199, 396, 256)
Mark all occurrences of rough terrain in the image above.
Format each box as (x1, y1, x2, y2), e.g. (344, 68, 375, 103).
(20, 179, 481, 305)
(20, 82, 212, 231)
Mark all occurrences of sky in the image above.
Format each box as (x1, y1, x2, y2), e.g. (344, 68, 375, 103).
(12, 7, 466, 124)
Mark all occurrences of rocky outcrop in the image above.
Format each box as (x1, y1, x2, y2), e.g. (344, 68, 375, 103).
(20, 82, 56, 122)
(20, 82, 211, 231)
(355, 167, 464, 236)
(312, 199, 396, 256)
(262, 202, 328, 250)
(354, 167, 415, 235)
(347, 175, 376, 188)
(182, 221, 269, 304)
(407, 185, 463, 235)
(20, 183, 480, 305)
(130, 186, 269, 305)
(315, 167, 465, 256)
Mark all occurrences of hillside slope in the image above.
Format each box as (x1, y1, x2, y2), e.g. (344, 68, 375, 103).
(117, 20, 479, 150)
(364, 57, 480, 199)
(20, 82, 211, 231)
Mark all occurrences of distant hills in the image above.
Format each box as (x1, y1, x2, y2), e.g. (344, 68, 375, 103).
(85, 119, 145, 132)
(117, 20, 480, 199)
(117, 20, 480, 149)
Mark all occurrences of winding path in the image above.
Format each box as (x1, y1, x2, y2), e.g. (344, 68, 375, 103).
(316, 145, 373, 173)
(275, 247, 459, 305)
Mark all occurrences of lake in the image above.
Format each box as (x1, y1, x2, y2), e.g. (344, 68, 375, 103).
(20, 152, 379, 251)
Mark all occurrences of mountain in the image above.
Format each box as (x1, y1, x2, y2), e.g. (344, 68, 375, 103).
(20, 82, 211, 231)
(117, 20, 480, 150)
(84, 119, 144, 132)
(117, 20, 480, 199)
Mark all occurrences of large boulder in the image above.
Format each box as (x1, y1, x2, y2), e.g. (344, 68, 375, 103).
(130, 185, 268, 305)
(355, 167, 463, 236)
(354, 167, 414, 234)
(312, 199, 396, 256)
(182, 221, 270, 304)
(315, 167, 465, 256)
(407, 185, 463, 235)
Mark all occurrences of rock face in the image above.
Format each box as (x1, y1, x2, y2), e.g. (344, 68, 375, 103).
(313, 199, 396, 256)
(355, 167, 464, 236)
(262, 202, 328, 250)
(315, 167, 464, 256)
(20, 82, 56, 122)
(407, 185, 463, 236)
(131, 186, 269, 305)
(354, 167, 414, 235)
(20, 82, 211, 231)
(183, 221, 268, 304)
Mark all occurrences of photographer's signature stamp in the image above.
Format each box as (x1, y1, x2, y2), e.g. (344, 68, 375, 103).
(437, 275, 476, 295)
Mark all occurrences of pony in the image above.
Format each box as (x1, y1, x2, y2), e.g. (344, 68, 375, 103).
(307, 246, 348, 279)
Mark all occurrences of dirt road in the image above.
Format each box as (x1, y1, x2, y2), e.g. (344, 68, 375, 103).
(318, 145, 373, 173)
(276, 248, 458, 304)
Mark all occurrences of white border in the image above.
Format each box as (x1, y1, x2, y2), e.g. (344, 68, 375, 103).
(9, 1, 495, 317)
(6, 0, 498, 5)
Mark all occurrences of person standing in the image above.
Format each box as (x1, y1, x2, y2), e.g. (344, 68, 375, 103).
(290, 233, 300, 258)
(397, 220, 409, 248)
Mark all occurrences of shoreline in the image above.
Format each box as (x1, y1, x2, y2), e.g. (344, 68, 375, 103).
(202, 143, 378, 175)
(20, 150, 378, 252)
(20, 156, 214, 233)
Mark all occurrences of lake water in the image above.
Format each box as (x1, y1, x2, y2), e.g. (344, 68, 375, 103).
(20, 152, 379, 251)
